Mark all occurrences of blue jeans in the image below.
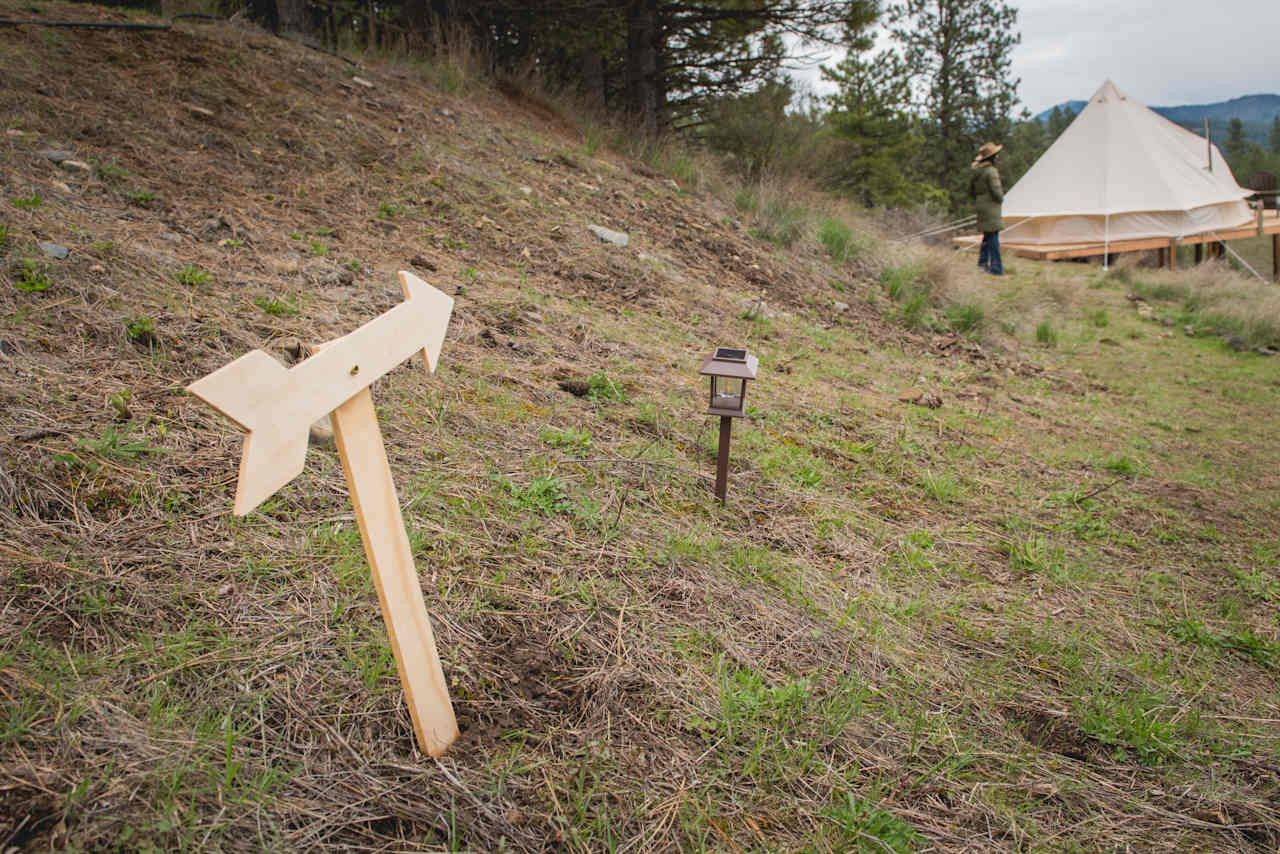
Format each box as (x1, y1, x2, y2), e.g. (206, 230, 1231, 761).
(978, 231, 1003, 275)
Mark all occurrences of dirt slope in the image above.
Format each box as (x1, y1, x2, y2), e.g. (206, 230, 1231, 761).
(3, 4, 1280, 853)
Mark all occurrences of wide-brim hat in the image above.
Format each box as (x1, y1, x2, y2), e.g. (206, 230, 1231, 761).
(972, 142, 1003, 165)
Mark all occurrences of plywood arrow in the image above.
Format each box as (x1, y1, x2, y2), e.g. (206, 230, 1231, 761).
(188, 270, 459, 757)
(188, 271, 453, 514)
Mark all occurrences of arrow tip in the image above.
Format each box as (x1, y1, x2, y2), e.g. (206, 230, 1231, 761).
(399, 271, 454, 374)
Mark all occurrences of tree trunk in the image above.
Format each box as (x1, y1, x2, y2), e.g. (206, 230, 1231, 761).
(581, 50, 606, 115)
(625, 0, 660, 136)
(275, 0, 309, 36)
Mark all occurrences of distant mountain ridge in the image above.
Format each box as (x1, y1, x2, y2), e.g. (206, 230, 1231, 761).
(1033, 93, 1280, 144)
(1034, 93, 1280, 123)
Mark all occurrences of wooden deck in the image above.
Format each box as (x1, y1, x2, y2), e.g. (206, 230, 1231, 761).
(954, 209, 1280, 278)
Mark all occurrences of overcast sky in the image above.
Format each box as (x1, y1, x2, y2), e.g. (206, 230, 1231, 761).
(790, 0, 1280, 115)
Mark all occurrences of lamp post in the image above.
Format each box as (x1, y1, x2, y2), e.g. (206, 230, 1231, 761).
(699, 347, 758, 504)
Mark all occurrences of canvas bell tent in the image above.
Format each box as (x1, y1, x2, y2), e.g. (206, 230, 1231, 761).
(1002, 80, 1253, 246)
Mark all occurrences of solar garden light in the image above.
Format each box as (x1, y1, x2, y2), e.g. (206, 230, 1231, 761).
(700, 347, 759, 504)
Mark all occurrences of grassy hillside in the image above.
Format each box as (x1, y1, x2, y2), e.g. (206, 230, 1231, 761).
(2, 4, 1280, 852)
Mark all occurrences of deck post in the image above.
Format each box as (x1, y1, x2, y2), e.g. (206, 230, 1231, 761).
(1273, 233, 1278, 282)
(1169, 240, 1178, 271)
(1195, 243, 1203, 265)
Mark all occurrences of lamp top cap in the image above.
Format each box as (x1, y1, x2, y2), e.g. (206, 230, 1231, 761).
(700, 347, 758, 379)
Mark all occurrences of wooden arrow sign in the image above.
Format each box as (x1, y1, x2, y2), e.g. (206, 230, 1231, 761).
(188, 271, 460, 756)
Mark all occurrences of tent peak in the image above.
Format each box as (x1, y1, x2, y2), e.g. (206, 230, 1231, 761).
(1091, 79, 1127, 103)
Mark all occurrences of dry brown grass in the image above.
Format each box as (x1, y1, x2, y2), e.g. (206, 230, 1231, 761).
(2, 4, 1279, 853)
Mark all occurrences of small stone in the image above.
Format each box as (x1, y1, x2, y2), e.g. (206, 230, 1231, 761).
(269, 254, 302, 275)
(199, 216, 232, 240)
(915, 391, 943, 409)
(38, 241, 69, 260)
(409, 255, 437, 272)
(0, 339, 16, 357)
(1256, 347, 1277, 357)
(351, 76, 374, 88)
(51, 181, 72, 194)
(315, 267, 355, 287)
(309, 416, 335, 449)
(1184, 326, 1196, 336)
(61, 159, 91, 173)
(89, 264, 105, 274)
(518, 185, 532, 196)
(587, 224, 629, 247)
(900, 388, 942, 408)
(1225, 335, 1248, 352)
(37, 148, 74, 163)
(833, 301, 850, 312)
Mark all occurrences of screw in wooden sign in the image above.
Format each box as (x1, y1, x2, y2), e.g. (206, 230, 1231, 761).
(187, 271, 459, 757)
(699, 347, 758, 503)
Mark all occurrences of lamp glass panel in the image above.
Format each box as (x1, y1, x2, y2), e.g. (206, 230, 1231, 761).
(712, 375, 743, 409)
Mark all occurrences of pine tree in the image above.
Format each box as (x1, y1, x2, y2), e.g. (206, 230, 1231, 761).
(887, 0, 1021, 209)
(1225, 118, 1247, 160)
(821, 7, 934, 207)
(1046, 104, 1074, 141)
(1270, 115, 1280, 154)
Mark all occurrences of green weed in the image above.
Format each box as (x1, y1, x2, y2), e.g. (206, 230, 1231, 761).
(819, 216, 855, 263)
(1231, 567, 1280, 602)
(124, 315, 158, 346)
(540, 426, 593, 453)
(97, 162, 129, 182)
(308, 241, 329, 257)
(55, 421, 165, 471)
(1035, 320, 1058, 347)
(919, 470, 962, 503)
(174, 265, 210, 286)
(15, 258, 51, 292)
(820, 790, 923, 853)
(585, 372, 628, 403)
(254, 295, 300, 316)
(1097, 455, 1143, 477)
(127, 189, 155, 205)
(506, 476, 573, 516)
(1090, 309, 1109, 327)
(0, 223, 9, 254)
(1169, 618, 1280, 670)
(1079, 690, 1198, 766)
(946, 301, 985, 335)
(11, 194, 41, 209)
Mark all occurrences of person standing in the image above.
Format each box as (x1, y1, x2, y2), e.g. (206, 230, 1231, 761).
(970, 142, 1004, 275)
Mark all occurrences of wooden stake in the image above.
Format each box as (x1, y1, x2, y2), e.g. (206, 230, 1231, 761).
(1273, 233, 1279, 282)
(1168, 239, 1178, 272)
(331, 388, 458, 756)
(714, 415, 732, 504)
(1205, 117, 1212, 172)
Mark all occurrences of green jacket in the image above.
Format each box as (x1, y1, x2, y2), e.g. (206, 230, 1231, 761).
(970, 162, 1004, 233)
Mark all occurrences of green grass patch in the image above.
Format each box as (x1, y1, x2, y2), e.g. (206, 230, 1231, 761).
(174, 265, 211, 286)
